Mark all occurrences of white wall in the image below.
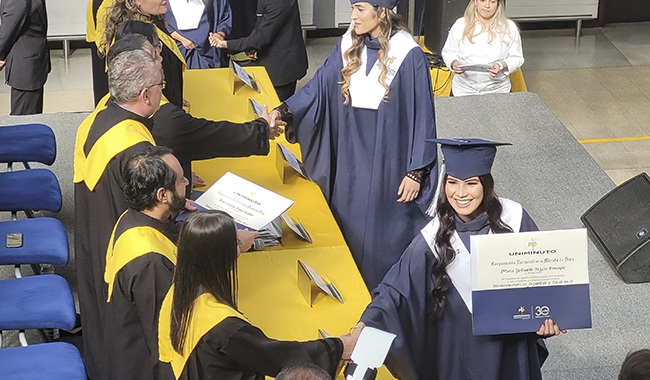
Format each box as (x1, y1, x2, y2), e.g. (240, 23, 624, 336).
(505, 0, 599, 19)
(47, 0, 88, 37)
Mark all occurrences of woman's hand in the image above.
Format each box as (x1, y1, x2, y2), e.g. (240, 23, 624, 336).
(397, 176, 420, 203)
(536, 319, 567, 338)
(237, 228, 259, 252)
(450, 60, 465, 74)
(171, 31, 195, 50)
(488, 61, 507, 79)
(261, 105, 283, 139)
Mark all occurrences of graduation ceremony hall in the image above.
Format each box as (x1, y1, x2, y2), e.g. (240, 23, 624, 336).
(1, 1, 650, 379)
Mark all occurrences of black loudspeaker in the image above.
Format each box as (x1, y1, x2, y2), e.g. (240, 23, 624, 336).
(581, 173, 650, 283)
(422, 0, 467, 54)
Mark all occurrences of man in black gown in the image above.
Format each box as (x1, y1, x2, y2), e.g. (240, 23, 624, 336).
(102, 146, 186, 380)
(73, 45, 163, 380)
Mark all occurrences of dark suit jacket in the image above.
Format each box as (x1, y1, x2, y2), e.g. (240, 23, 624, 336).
(0, 0, 50, 90)
(227, 0, 307, 87)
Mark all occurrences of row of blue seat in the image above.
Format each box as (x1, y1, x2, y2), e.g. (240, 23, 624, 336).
(0, 124, 87, 379)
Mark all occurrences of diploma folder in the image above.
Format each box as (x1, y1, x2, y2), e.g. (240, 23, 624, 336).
(470, 229, 592, 336)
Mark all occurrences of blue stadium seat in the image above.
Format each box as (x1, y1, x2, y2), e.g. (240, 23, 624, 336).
(0, 218, 69, 266)
(0, 123, 56, 169)
(0, 342, 86, 380)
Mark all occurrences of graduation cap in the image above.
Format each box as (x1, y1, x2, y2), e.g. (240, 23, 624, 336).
(351, 0, 400, 9)
(426, 138, 511, 180)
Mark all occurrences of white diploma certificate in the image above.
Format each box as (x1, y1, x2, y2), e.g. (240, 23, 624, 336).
(470, 229, 592, 335)
(194, 172, 294, 230)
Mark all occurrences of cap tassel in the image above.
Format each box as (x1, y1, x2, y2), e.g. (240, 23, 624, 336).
(426, 158, 446, 217)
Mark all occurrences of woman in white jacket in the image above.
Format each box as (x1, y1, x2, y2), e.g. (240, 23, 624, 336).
(442, 0, 524, 96)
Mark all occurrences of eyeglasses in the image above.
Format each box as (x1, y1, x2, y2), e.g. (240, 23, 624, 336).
(148, 80, 166, 90)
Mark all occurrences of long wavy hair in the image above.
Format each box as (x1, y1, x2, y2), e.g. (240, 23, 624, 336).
(340, 6, 409, 105)
(170, 210, 239, 354)
(462, 0, 514, 44)
(430, 174, 512, 314)
(99, 0, 161, 56)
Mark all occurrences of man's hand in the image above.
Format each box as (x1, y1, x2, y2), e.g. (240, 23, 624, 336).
(184, 198, 197, 212)
(262, 105, 283, 139)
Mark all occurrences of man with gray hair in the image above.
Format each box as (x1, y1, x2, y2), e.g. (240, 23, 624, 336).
(72, 39, 165, 380)
(275, 363, 333, 380)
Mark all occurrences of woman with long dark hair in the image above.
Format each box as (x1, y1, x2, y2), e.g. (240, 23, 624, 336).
(269, 0, 438, 291)
(100, 0, 186, 108)
(158, 211, 357, 380)
(356, 139, 565, 380)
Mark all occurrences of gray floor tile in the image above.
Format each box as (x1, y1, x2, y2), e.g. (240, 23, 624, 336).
(521, 29, 631, 71)
(602, 21, 650, 66)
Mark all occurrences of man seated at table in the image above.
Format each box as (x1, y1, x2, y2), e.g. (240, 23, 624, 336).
(111, 20, 284, 193)
(102, 146, 186, 380)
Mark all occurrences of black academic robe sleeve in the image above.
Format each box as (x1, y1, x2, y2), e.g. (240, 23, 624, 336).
(225, 0, 292, 54)
(102, 253, 175, 380)
(179, 317, 343, 380)
(151, 103, 270, 163)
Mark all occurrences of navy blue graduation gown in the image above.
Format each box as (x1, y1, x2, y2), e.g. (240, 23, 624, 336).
(165, 0, 232, 69)
(284, 37, 438, 290)
(360, 210, 548, 380)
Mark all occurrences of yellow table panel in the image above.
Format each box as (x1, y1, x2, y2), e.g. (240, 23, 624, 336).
(184, 67, 396, 379)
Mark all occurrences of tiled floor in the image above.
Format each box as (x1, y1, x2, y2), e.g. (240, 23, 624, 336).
(2, 21, 649, 184)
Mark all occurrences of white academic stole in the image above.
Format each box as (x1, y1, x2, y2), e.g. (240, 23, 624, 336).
(168, 0, 205, 30)
(421, 198, 523, 313)
(340, 29, 418, 110)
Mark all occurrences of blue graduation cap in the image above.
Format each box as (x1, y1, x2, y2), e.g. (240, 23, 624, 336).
(426, 138, 511, 180)
(351, 0, 400, 8)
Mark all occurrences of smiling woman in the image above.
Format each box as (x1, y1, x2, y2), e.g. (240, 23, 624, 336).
(441, 0, 524, 96)
(358, 138, 567, 380)
(269, 0, 439, 291)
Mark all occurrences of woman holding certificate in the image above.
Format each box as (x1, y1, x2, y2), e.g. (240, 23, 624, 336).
(158, 211, 358, 380)
(441, 0, 524, 96)
(356, 139, 565, 380)
(270, 0, 438, 291)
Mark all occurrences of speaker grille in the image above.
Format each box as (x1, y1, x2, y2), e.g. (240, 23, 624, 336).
(582, 173, 650, 263)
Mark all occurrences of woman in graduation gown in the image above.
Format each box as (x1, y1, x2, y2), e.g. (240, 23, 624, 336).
(101, 0, 186, 108)
(158, 211, 358, 380)
(165, 0, 232, 69)
(357, 139, 566, 380)
(270, 0, 438, 291)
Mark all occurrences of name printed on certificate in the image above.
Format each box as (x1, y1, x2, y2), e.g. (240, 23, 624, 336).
(194, 172, 294, 230)
(470, 229, 592, 335)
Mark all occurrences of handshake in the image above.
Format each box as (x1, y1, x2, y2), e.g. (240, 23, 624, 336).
(209, 32, 257, 59)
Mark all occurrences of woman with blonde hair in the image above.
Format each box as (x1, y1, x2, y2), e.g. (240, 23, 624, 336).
(270, 0, 438, 291)
(442, 0, 524, 96)
(100, 0, 186, 108)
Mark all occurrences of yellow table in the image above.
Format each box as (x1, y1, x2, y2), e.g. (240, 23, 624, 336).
(184, 67, 395, 379)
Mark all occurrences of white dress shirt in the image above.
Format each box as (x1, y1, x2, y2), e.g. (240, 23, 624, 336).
(442, 17, 524, 96)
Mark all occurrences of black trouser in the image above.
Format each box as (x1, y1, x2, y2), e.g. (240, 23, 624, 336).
(10, 87, 43, 115)
(91, 44, 109, 106)
(274, 81, 297, 102)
